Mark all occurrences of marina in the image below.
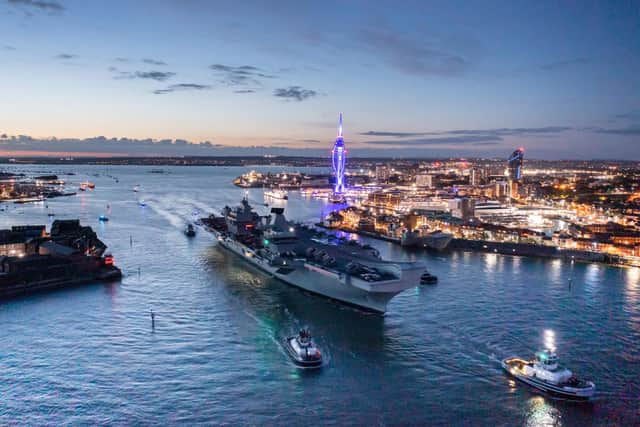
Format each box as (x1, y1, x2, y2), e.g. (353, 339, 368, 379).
(0, 165, 637, 425)
(4, 1, 639, 423)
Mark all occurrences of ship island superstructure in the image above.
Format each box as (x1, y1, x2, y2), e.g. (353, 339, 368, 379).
(200, 197, 424, 313)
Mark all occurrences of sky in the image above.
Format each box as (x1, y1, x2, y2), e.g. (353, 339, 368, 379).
(0, 0, 639, 159)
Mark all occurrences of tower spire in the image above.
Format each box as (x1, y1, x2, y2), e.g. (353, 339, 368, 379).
(331, 112, 346, 194)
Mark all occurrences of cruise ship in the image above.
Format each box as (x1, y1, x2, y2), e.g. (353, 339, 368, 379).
(200, 197, 425, 313)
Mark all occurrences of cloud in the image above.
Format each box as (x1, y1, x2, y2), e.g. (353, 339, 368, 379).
(591, 127, 640, 135)
(446, 127, 572, 136)
(3, 45, 17, 50)
(0, 134, 223, 156)
(153, 83, 211, 95)
(234, 89, 256, 94)
(361, 127, 572, 139)
(209, 63, 275, 87)
(273, 86, 317, 101)
(142, 58, 167, 66)
(612, 111, 640, 122)
(362, 135, 502, 146)
(7, 0, 64, 12)
(54, 53, 76, 60)
(358, 29, 472, 77)
(114, 57, 130, 63)
(110, 68, 176, 82)
(360, 131, 430, 137)
(133, 71, 175, 81)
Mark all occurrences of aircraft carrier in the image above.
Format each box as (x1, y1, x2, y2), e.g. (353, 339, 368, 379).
(200, 198, 425, 313)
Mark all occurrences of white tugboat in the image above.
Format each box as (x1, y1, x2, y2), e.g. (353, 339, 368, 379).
(502, 331, 595, 400)
(285, 328, 323, 368)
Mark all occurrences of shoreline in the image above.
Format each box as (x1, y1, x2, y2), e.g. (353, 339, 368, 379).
(316, 224, 638, 268)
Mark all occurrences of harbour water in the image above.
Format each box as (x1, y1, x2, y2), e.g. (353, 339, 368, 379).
(0, 165, 638, 425)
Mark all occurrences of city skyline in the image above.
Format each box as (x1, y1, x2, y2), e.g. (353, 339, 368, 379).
(1, 0, 639, 159)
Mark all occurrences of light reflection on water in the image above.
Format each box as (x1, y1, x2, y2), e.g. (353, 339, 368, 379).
(0, 165, 638, 425)
(524, 396, 562, 427)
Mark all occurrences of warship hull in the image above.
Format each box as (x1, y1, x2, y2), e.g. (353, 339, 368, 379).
(212, 232, 423, 313)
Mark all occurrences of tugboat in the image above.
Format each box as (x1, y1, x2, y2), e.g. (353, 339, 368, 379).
(285, 328, 323, 368)
(420, 270, 438, 284)
(502, 349, 595, 400)
(184, 223, 196, 237)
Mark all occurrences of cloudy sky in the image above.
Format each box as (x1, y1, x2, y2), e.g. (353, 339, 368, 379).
(1, 0, 639, 158)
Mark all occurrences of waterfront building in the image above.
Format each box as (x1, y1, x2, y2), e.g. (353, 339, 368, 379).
(331, 113, 346, 194)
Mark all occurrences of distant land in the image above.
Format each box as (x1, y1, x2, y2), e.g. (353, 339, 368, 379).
(0, 156, 638, 167)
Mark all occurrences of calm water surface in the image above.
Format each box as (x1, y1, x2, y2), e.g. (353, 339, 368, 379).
(0, 165, 638, 426)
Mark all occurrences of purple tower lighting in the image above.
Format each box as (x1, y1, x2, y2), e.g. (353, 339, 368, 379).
(331, 113, 346, 194)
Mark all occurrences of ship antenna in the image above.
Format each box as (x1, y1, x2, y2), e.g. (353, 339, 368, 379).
(338, 112, 343, 138)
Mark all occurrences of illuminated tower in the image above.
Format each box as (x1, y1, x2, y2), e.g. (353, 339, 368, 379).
(507, 148, 524, 182)
(331, 113, 346, 193)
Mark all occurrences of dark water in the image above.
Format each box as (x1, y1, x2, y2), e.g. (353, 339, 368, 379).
(0, 165, 638, 426)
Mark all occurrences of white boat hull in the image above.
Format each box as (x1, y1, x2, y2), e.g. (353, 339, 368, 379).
(502, 358, 595, 399)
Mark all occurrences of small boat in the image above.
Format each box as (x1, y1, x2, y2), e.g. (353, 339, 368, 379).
(81, 181, 95, 189)
(285, 329, 323, 368)
(184, 223, 196, 237)
(47, 212, 55, 217)
(502, 349, 595, 400)
(138, 201, 147, 207)
(328, 194, 345, 204)
(420, 270, 438, 284)
(99, 215, 109, 222)
(78, 187, 86, 191)
(264, 188, 288, 200)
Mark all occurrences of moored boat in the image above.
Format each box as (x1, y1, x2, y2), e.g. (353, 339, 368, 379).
(264, 189, 288, 200)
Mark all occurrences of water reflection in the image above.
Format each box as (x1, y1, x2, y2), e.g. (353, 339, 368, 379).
(583, 264, 602, 297)
(624, 268, 640, 333)
(548, 259, 562, 284)
(485, 253, 498, 273)
(524, 396, 561, 427)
